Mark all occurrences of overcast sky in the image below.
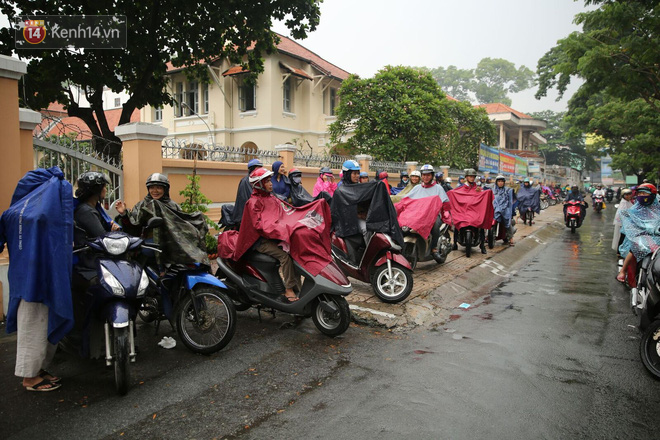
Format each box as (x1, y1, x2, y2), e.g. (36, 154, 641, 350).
(273, 0, 592, 114)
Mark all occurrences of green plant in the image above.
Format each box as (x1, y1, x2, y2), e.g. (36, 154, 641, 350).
(179, 174, 217, 228)
(205, 233, 218, 255)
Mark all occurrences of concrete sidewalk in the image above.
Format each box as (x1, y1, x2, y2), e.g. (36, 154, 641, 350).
(348, 204, 566, 329)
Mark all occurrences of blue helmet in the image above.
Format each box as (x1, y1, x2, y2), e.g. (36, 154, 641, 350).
(342, 160, 360, 172)
(359, 171, 368, 177)
(420, 164, 434, 174)
(247, 159, 263, 170)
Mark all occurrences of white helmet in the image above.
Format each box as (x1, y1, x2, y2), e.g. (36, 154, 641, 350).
(420, 164, 434, 174)
(445, 177, 452, 183)
(410, 170, 421, 178)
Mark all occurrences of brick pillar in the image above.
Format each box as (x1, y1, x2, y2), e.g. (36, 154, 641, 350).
(355, 154, 372, 174)
(405, 161, 418, 174)
(0, 55, 26, 213)
(274, 144, 296, 172)
(115, 122, 167, 207)
(440, 165, 450, 179)
(19, 108, 41, 176)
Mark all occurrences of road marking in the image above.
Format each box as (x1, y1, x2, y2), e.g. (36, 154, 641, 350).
(349, 305, 397, 319)
(479, 259, 510, 277)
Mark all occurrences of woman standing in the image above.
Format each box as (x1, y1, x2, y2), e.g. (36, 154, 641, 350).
(271, 161, 290, 200)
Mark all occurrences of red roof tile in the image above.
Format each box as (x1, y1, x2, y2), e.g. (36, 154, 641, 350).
(279, 61, 312, 80)
(477, 103, 532, 119)
(222, 65, 250, 77)
(37, 103, 140, 140)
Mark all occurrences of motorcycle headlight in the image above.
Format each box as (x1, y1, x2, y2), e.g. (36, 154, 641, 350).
(137, 270, 149, 297)
(101, 265, 125, 296)
(103, 237, 130, 255)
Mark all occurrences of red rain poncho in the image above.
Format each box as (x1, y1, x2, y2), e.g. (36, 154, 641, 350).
(395, 197, 445, 240)
(218, 191, 332, 276)
(447, 185, 494, 230)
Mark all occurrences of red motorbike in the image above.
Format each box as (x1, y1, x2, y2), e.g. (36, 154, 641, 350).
(331, 232, 413, 303)
(564, 200, 583, 233)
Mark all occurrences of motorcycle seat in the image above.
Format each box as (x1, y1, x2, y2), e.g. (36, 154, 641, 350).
(243, 251, 278, 264)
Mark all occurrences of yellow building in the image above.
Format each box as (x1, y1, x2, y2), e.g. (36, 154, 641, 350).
(141, 33, 351, 154)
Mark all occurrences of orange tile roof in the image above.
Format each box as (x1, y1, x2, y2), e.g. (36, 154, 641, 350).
(477, 103, 532, 119)
(222, 65, 250, 77)
(37, 103, 140, 140)
(446, 95, 459, 102)
(167, 32, 350, 80)
(279, 61, 312, 80)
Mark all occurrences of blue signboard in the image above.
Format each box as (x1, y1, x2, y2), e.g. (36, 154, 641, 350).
(478, 144, 500, 174)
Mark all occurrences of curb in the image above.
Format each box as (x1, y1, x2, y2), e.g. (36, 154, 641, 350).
(349, 216, 566, 330)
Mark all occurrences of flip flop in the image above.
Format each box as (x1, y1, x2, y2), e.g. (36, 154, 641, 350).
(25, 378, 61, 392)
(39, 369, 61, 383)
(282, 295, 299, 303)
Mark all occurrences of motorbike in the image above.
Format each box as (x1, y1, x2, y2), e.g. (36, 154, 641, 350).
(487, 218, 511, 248)
(138, 258, 237, 355)
(592, 195, 604, 213)
(215, 250, 353, 336)
(401, 221, 452, 270)
(606, 189, 614, 202)
(63, 220, 162, 395)
(564, 200, 583, 233)
(454, 226, 483, 258)
(629, 249, 660, 378)
(520, 207, 535, 226)
(331, 232, 413, 303)
(540, 194, 550, 210)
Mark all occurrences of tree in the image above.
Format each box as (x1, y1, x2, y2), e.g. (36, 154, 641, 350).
(536, 0, 660, 181)
(472, 58, 535, 105)
(329, 66, 454, 163)
(528, 110, 594, 170)
(0, 0, 321, 160)
(439, 100, 497, 169)
(428, 65, 474, 102)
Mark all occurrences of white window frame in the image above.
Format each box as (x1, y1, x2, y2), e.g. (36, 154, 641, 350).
(283, 77, 292, 113)
(238, 81, 256, 112)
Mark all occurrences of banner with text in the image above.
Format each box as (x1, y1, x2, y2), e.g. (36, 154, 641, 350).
(499, 151, 516, 174)
(515, 157, 528, 176)
(478, 144, 500, 174)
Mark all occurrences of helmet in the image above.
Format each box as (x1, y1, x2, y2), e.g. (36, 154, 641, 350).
(249, 168, 274, 189)
(523, 177, 530, 183)
(445, 177, 452, 183)
(319, 166, 332, 174)
(621, 188, 632, 196)
(464, 168, 477, 177)
(435, 172, 443, 179)
(247, 159, 263, 171)
(420, 164, 434, 174)
(400, 171, 409, 177)
(638, 183, 658, 194)
(379, 171, 389, 180)
(289, 168, 302, 184)
(359, 171, 368, 178)
(495, 175, 506, 181)
(289, 168, 301, 176)
(410, 171, 421, 178)
(76, 171, 110, 200)
(146, 173, 170, 189)
(341, 160, 360, 172)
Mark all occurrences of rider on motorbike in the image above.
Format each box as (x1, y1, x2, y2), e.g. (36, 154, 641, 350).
(563, 185, 587, 225)
(391, 170, 421, 202)
(227, 159, 262, 228)
(516, 178, 541, 225)
(452, 168, 487, 254)
(397, 171, 409, 188)
(492, 175, 516, 246)
(592, 184, 606, 210)
(314, 166, 337, 197)
(359, 171, 369, 183)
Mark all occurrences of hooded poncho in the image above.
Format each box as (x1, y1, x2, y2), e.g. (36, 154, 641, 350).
(516, 185, 541, 214)
(492, 185, 515, 228)
(0, 167, 74, 344)
(218, 191, 332, 275)
(313, 175, 337, 197)
(447, 185, 494, 230)
(403, 182, 449, 203)
(619, 198, 660, 261)
(271, 161, 291, 199)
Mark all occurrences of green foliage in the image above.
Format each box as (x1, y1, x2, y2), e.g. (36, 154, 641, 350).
(536, 0, 660, 181)
(179, 174, 219, 255)
(472, 58, 535, 105)
(0, 0, 321, 160)
(329, 66, 495, 167)
(428, 66, 474, 102)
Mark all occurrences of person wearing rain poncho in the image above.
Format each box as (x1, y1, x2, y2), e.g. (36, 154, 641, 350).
(516, 178, 541, 225)
(616, 184, 660, 285)
(491, 175, 516, 245)
(612, 188, 634, 256)
(390, 170, 421, 203)
(313, 167, 337, 197)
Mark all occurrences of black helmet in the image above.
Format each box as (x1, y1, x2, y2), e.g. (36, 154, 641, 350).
(464, 168, 477, 177)
(319, 166, 332, 175)
(146, 173, 170, 189)
(289, 168, 303, 185)
(76, 171, 110, 201)
(400, 171, 409, 177)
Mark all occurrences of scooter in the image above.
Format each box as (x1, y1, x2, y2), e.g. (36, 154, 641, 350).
(63, 222, 161, 396)
(592, 195, 604, 213)
(487, 218, 512, 248)
(454, 226, 484, 258)
(540, 194, 550, 210)
(215, 249, 353, 336)
(630, 249, 660, 378)
(138, 258, 237, 355)
(606, 188, 614, 202)
(401, 221, 452, 270)
(331, 232, 413, 303)
(520, 207, 535, 225)
(564, 200, 583, 233)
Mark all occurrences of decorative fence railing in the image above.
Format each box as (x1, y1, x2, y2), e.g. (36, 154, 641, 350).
(292, 152, 352, 170)
(162, 138, 280, 164)
(370, 160, 408, 174)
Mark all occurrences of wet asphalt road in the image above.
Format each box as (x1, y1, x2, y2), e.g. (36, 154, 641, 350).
(3, 201, 660, 439)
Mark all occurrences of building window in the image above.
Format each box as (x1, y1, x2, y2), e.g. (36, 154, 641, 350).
(186, 81, 198, 115)
(329, 88, 337, 116)
(239, 82, 256, 112)
(154, 107, 162, 122)
(114, 97, 121, 108)
(202, 83, 209, 114)
(175, 82, 184, 117)
(283, 77, 292, 113)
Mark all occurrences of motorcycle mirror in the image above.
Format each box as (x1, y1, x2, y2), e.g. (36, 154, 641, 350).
(146, 217, 164, 229)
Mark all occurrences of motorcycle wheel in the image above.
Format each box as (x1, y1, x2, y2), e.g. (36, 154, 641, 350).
(640, 319, 660, 379)
(571, 222, 576, 233)
(175, 286, 237, 355)
(113, 326, 130, 396)
(487, 227, 495, 249)
(371, 262, 413, 303)
(138, 295, 159, 323)
(402, 242, 418, 270)
(312, 296, 351, 337)
(465, 229, 472, 258)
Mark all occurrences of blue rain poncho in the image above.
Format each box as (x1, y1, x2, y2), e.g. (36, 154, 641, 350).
(0, 167, 74, 344)
(618, 198, 660, 261)
(516, 185, 540, 214)
(492, 186, 514, 228)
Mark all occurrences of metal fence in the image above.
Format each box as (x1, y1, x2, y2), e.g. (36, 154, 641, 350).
(370, 160, 408, 174)
(162, 138, 280, 164)
(292, 152, 352, 170)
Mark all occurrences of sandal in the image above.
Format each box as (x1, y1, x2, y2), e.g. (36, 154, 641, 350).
(283, 294, 299, 303)
(616, 273, 626, 283)
(39, 369, 61, 383)
(25, 378, 61, 392)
